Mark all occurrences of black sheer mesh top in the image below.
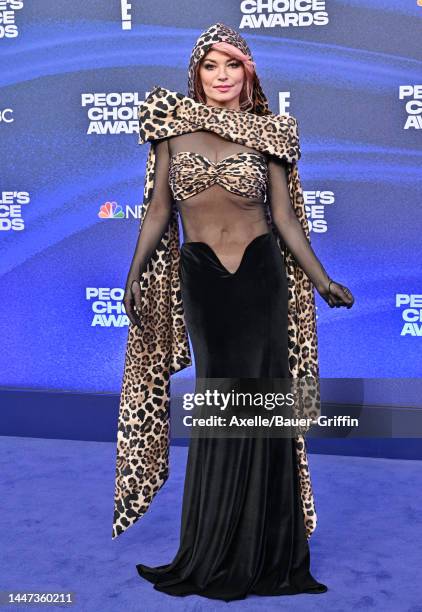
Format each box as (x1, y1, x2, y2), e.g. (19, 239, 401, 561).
(165, 131, 273, 266)
(137, 128, 309, 276)
(131, 121, 330, 293)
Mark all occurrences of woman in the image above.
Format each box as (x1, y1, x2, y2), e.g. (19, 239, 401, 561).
(113, 23, 354, 601)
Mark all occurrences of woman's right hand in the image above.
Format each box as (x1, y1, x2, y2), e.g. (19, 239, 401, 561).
(123, 275, 143, 328)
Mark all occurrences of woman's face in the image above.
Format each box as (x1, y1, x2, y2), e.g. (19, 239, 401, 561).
(198, 49, 245, 110)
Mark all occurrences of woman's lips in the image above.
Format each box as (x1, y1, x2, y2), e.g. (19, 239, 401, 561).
(215, 86, 232, 91)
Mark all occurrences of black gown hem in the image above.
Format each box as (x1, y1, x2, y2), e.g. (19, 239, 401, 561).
(137, 562, 327, 602)
(135, 232, 324, 602)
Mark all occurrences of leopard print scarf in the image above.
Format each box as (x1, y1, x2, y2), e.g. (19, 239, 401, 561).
(112, 23, 320, 540)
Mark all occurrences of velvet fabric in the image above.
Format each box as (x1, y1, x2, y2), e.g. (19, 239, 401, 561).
(180, 232, 288, 379)
(136, 231, 324, 601)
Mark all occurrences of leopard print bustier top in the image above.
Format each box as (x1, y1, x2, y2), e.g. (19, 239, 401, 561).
(168, 150, 268, 201)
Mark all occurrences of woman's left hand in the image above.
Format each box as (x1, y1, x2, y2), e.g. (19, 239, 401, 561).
(318, 280, 355, 308)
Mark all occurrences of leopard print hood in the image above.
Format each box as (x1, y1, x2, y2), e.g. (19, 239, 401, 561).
(187, 22, 271, 115)
(113, 23, 320, 540)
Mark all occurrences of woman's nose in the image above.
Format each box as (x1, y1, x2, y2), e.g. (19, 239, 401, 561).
(217, 66, 229, 78)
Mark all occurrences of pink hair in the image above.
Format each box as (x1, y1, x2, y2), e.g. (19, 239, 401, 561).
(194, 41, 256, 111)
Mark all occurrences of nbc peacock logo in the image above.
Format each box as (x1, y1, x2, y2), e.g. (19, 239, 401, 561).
(98, 201, 125, 219)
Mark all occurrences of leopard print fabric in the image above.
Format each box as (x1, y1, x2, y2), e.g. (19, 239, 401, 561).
(113, 23, 321, 541)
(168, 151, 268, 200)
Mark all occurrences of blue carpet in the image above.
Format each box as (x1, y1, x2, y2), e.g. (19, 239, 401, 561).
(1, 435, 421, 611)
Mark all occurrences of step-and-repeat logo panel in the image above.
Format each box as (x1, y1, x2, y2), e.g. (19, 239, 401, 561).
(1, 2, 420, 390)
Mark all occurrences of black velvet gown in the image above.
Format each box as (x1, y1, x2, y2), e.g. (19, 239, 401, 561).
(136, 131, 325, 601)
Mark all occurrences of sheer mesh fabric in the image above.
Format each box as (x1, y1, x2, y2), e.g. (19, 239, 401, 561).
(128, 130, 330, 288)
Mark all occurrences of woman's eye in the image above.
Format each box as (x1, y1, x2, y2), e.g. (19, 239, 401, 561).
(203, 63, 240, 69)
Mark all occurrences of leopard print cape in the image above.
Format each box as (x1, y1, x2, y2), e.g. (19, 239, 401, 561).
(113, 23, 321, 541)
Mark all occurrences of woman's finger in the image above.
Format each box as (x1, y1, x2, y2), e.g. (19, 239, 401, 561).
(123, 296, 142, 329)
(131, 280, 142, 313)
(344, 287, 354, 306)
(333, 283, 354, 308)
(330, 289, 342, 306)
(339, 286, 354, 307)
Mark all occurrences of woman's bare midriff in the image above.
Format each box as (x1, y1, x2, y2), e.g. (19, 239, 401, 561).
(175, 183, 271, 275)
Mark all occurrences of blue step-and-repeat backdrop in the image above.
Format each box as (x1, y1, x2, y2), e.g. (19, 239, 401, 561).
(1, 2, 421, 400)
